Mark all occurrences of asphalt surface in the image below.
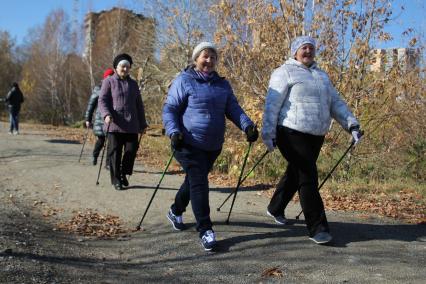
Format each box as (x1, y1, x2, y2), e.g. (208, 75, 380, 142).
(0, 127, 425, 283)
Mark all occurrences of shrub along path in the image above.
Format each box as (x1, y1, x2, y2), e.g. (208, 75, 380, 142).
(0, 125, 425, 283)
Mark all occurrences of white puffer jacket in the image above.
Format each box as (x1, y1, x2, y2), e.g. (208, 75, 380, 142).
(262, 58, 359, 142)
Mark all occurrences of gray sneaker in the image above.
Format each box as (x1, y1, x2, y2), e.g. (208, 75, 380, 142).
(309, 232, 332, 244)
(266, 210, 288, 225)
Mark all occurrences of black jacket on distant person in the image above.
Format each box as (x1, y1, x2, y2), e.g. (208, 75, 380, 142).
(84, 85, 105, 137)
(5, 85, 24, 112)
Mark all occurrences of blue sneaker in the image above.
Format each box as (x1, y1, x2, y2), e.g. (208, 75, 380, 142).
(167, 209, 186, 231)
(309, 232, 332, 244)
(200, 230, 216, 251)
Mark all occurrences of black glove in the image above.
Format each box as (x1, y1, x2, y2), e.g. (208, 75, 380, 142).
(171, 132, 184, 150)
(245, 125, 259, 143)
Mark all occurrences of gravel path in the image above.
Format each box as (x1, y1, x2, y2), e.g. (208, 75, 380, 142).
(0, 128, 425, 283)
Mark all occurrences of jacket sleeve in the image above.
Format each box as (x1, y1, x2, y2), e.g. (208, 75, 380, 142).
(329, 83, 359, 132)
(261, 66, 290, 142)
(98, 79, 113, 120)
(162, 75, 188, 137)
(135, 88, 148, 132)
(224, 82, 254, 132)
(84, 88, 99, 122)
(18, 90, 24, 103)
(5, 90, 12, 103)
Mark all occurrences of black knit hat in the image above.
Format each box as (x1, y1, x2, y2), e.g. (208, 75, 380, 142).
(113, 53, 133, 69)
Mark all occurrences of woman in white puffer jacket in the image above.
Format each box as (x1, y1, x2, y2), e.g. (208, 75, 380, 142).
(261, 36, 362, 244)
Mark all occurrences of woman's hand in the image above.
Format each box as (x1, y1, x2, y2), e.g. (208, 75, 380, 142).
(264, 139, 276, 152)
(85, 121, 91, 128)
(245, 125, 259, 142)
(105, 115, 113, 124)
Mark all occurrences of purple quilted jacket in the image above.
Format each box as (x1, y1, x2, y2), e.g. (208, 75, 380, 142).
(98, 73, 148, 133)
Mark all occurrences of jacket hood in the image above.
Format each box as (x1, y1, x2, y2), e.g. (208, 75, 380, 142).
(285, 58, 317, 69)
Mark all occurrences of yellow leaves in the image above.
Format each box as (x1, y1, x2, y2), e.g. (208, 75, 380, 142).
(409, 37, 417, 47)
(322, 187, 426, 224)
(261, 266, 283, 278)
(378, 32, 393, 41)
(57, 210, 129, 239)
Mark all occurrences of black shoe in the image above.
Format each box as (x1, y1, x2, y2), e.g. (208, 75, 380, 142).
(121, 175, 129, 187)
(93, 157, 98, 166)
(113, 182, 123, 191)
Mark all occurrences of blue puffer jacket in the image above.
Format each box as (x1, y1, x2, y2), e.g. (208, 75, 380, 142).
(163, 67, 254, 151)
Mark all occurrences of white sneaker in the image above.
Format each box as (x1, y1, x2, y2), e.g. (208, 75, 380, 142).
(267, 210, 288, 225)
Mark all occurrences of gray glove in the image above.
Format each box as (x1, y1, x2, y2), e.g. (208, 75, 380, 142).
(350, 127, 363, 145)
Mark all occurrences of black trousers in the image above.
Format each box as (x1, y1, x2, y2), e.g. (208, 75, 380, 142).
(171, 144, 221, 236)
(267, 126, 328, 237)
(107, 133, 138, 185)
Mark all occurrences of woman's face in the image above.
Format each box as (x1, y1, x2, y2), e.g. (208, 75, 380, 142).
(295, 44, 315, 67)
(194, 49, 217, 73)
(116, 62, 130, 78)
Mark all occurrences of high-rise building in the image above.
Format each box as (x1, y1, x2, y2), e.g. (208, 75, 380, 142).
(83, 7, 156, 86)
(369, 48, 420, 72)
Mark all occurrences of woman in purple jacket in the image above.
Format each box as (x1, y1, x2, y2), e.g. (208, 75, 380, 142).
(162, 42, 259, 251)
(99, 53, 148, 190)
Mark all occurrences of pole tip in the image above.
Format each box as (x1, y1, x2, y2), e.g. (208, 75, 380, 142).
(135, 226, 144, 231)
(216, 208, 220, 211)
(225, 220, 229, 225)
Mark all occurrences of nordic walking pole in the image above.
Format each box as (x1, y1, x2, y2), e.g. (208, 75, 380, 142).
(78, 126, 90, 163)
(217, 149, 269, 211)
(295, 140, 355, 220)
(96, 122, 110, 186)
(136, 150, 175, 230)
(225, 142, 253, 224)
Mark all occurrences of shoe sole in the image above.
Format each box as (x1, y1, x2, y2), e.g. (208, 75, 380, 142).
(201, 242, 216, 252)
(309, 237, 332, 244)
(166, 213, 183, 231)
(266, 210, 288, 225)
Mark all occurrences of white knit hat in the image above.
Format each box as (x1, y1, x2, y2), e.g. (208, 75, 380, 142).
(290, 36, 316, 56)
(191, 42, 217, 61)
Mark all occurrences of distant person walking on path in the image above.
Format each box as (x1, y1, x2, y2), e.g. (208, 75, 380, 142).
(261, 36, 362, 244)
(5, 82, 24, 135)
(163, 42, 259, 251)
(99, 54, 148, 191)
(84, 68, 115, 166)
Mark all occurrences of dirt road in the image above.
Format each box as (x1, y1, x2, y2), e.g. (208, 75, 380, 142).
(0, 127, 425, 283)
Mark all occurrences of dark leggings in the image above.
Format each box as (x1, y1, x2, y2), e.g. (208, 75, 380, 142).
(267, 126, 328, 237)
(171, 144, 221, 236)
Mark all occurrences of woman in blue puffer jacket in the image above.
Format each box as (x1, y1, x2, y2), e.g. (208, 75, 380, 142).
(162, 42, 259, 251)
(262, 36, 362, 245)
